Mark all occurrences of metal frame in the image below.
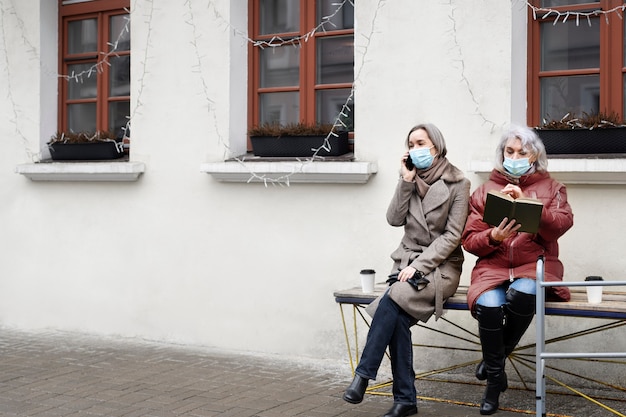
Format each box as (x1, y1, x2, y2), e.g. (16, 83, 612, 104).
(535, 256, 626, 417)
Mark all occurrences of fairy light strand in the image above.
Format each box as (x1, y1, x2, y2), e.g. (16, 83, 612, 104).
(4, 1, 625, 175)
(526, 1, 626, 27)
(201, 0, 359, 185)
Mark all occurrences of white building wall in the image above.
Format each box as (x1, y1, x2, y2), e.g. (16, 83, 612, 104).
(1, 0, 625, 375)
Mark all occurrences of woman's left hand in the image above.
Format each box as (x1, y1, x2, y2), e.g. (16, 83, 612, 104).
(501, 184, 525, 199)
(398, 266, 417, 282)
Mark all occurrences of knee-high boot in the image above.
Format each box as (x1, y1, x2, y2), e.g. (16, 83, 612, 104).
(503, 288, 536, 356)
(475, 288, 536, 381)
(476, 305, 507, 415)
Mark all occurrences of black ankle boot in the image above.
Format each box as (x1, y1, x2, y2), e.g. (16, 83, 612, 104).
(383, 403, 418, 417)
(480, 371, 507, 415)
(343, 374, 368, 404)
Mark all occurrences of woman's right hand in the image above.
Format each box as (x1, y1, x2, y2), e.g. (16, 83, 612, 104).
(490, 217, 521, 243)
(398, 266, 417, 282)
(401, 152, 416, 182)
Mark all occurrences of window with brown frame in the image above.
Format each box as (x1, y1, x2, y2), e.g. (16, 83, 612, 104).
(527, 0, 624, 126)
(59, 0, 130, 139)
(248, 0, 354, 141)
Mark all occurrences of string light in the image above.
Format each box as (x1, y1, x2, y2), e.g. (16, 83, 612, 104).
(4, 0, 624, 182)
(200, 0, 360, 185)
(59, 10, 130, 84)
(526, 1, 626, 27)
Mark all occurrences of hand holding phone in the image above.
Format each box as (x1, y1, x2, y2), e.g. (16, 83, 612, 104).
(405, 155, 415, 170)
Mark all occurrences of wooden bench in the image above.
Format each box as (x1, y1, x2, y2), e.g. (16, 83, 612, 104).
(333, 284, 626, 319)
(334, 271, 626, 415)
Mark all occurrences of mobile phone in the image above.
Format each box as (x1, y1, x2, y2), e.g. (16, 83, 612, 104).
(405, 155, 414, 170)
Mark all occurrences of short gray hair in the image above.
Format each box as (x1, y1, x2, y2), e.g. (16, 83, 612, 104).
(405, 123, 447, 158)
(494, 125, 548, 173)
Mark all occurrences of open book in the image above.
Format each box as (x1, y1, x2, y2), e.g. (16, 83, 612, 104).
(482, 190, 543, 233)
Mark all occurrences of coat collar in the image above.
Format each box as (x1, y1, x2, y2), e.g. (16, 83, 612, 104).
(489, 169, 551, 187)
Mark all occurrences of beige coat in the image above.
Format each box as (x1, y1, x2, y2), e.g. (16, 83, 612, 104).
(368, 164, 470, 323)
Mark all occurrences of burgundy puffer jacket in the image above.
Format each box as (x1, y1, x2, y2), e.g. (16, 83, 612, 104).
(462, 169, 574, 313)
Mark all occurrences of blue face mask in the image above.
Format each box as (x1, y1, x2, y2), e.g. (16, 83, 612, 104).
(409, 147, 435, 169)
(503, 157, 531, 176)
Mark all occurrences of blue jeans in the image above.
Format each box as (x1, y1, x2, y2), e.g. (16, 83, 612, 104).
(476, 278, 537, 307)
(355, 292, 416, 405)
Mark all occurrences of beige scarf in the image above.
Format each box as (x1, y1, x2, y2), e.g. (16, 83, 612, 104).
(414, 156, 451, 198)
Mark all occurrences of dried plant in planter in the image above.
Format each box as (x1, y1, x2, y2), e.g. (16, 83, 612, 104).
(48, 130, 119, 144)
(535, 111, 626, 155)
(247, 122, 342, 137)
(47, 131, 125, 160)
(247, 122, 350, 157)
(539, 111, 626, 130)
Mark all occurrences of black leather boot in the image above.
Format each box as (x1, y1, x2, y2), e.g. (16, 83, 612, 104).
(475, 305, 508, 415)
(475, 360, 487, 381)
(503, 288, 536, 355)
(481, 371, 507, 415)
(343, 374, 369, 404)
(383, 403, 418, 417)
(475, 288, 536, 381)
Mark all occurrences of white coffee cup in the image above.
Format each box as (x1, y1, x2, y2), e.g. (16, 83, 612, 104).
(585, 276, 604, 304)
(360, 269, 376, 293)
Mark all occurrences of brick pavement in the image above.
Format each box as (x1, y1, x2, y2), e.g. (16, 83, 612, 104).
(0, 327, 620, 417)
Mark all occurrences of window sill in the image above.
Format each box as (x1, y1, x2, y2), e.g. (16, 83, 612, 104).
(16, 160, 146, 182)
(200, 157, 377, 184)
(470, 156, 626, 185)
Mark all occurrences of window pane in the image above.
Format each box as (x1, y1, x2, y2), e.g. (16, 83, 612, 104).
(68, 103, 97, 132)
(109, 101, 130, 135)
(68, 19, 98, 54)
(260, 46, 300, 87)
(68, 63, 97, 99)
(259, 0, 299, 34)
(260, 92, 299, 124)
(318, 0, 354, 30)
(109, 56, 130, 97)
(541, 20, 599, 71)
(317, 89, 354, 130)
(110, 14, 130, 51)
(540, 75, 599, 120)
(317, 36, 354, 84)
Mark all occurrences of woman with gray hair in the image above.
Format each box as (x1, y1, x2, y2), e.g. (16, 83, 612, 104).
(343, 123, 470, 417)
(461, 125, 574, 415)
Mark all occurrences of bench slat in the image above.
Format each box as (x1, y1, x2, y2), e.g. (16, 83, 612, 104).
(334, 285, 626, 319)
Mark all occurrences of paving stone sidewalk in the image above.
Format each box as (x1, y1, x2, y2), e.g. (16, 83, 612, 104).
(0, 327, 620, 417)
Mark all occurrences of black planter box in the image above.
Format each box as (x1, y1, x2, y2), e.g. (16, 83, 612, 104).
(250, 132, 350, 157)
(535, 128, 626, 155)
(48, 142, 125, 161)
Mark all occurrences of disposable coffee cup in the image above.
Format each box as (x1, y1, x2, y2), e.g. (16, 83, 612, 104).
(360, 269, 376, 293)
(585, 276, 604, 304)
